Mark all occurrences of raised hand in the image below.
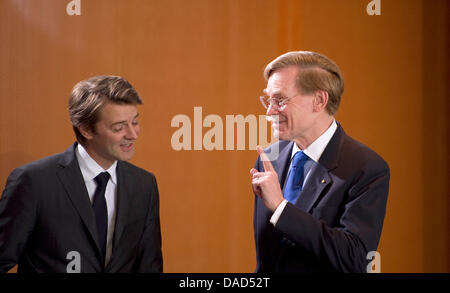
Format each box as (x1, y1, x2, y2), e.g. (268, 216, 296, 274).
(250, 146, 284, 212)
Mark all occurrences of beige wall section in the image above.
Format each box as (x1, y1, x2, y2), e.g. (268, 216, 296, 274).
(0, 0, 448, 272)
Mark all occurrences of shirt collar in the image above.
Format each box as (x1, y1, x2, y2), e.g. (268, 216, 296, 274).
(291, 119, 337, 162)
(76, 143, 117, 184)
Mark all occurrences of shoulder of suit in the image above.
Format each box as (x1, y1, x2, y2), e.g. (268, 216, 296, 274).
(11, 151, 67, 175)
(340, 134, 389, 172)
(3, 151, 69, 186)
(118, 160, 156, 180)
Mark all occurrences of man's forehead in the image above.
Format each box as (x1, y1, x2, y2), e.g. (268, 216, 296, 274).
(263, 88, 287, 96)
(264, 80, 292, 96)
(265, 66, 299, 95)
(99, 102, 138, 122)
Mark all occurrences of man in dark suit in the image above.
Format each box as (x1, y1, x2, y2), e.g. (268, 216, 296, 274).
(250, 51, 390, 272)
(0, 76, 163, 273)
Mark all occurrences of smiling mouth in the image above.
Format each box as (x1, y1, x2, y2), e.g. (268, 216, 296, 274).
(120, 142, 134, 151)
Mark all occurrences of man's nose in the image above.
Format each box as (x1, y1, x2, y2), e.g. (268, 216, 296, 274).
(126, 125, 139, 140)
(266, 103, 279, 116)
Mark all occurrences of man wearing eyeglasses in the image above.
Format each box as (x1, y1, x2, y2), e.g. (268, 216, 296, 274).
(250, 51, 390, 272)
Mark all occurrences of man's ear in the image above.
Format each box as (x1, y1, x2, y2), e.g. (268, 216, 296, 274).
(78, 124, 94, 141)
(313, 90, 329, 112)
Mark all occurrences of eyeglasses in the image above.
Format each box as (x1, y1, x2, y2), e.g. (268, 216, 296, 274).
(259, 94, 298, 111)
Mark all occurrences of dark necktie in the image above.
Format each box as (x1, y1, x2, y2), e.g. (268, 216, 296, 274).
(93, 172, 110, 262)
(283, 151, 309, 203)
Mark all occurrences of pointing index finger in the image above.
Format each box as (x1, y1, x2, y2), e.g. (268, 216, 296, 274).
(257, 145, 275, 173)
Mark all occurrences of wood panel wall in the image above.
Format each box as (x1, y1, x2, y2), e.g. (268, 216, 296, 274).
(0, 0, 448, 273)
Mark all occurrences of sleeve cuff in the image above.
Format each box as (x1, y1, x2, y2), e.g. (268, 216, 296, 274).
(270, 199, 288, 226)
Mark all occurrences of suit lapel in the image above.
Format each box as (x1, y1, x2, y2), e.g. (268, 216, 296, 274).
(108, 161, 132, 264)
(295, 164, 332, 213)
(293, 124, 344, 213)
(56, 143, 103, 257)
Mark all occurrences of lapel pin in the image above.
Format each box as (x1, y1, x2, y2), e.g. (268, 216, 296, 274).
(321, 179, 326, 184)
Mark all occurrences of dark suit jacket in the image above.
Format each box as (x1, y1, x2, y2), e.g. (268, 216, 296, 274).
(253, 124, 390, 272)
(0, 143, 163, 273)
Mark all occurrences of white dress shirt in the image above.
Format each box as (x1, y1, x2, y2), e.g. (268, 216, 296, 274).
(270, 120, 338, 225)
(75, 144, 117, 266)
